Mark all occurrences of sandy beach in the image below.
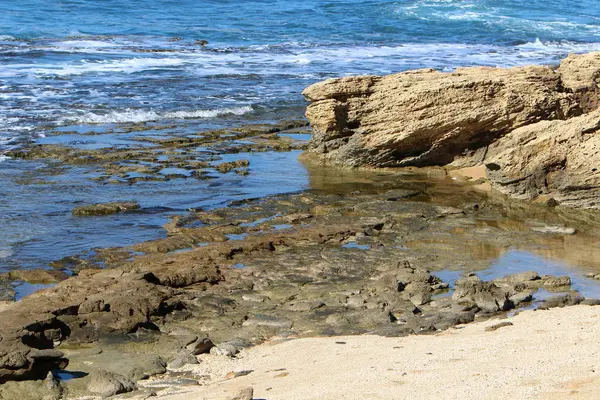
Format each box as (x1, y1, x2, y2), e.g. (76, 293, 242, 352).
(145, 305, 600, 400)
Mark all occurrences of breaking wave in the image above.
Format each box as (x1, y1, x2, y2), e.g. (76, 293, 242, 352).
(68, 105, 254, 124)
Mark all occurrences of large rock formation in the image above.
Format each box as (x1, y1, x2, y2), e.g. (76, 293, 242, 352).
(303, 52, 600, 208)
(303, 65, 580, 167)
(485, 109, 600, 208)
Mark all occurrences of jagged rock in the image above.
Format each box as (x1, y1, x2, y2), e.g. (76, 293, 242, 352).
(541, 275, 572, 288)
(558, 52, 600, 112)
(452, 276, 513, 312)
(303, 66, 579, 167)
(485, 109, 600, 209)
(494, 271, 540, 284)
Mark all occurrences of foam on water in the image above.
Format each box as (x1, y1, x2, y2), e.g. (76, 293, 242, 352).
(68, 105, 253, 124)
(32, 57, 186, 77)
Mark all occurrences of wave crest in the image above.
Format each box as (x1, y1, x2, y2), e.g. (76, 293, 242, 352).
(69, 105, 253, 124)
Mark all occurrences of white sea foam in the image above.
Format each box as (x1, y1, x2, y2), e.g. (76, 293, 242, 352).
(69, 105, 253, 124)
(32, 57, 186, 76)
(0, 155, 11, 163)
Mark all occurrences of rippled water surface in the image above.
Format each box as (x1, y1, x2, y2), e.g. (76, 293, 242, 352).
(1, 0, 600, 273)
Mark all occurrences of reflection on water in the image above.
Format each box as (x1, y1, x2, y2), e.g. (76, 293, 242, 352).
(13, 282, 56, 301)
(478, 250, 600, 299)
(5, 132, 600, 309)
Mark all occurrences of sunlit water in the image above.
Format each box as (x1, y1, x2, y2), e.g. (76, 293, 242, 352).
(1, 1, 600, 286)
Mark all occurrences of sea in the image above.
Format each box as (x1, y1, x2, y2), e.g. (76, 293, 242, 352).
(1, 0, 600, 277)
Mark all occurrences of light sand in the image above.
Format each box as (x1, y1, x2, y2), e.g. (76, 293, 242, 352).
(447, 165, 492, 192)
(143, 305, 600, 400)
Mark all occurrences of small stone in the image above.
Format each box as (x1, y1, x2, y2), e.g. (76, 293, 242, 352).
(582, 299, 600, 306)
(509, 291, 533, 306)
(187, 337, 214, 355)
(72, 201, 140, 216)
(542, 276, 572, 287)
(210, 343, 240, 357)
(226, 387, 254, 400)
(169, 350, 199, 369)
(531, 225, 576, 235)
(224, 370, 253, 380)
(485, 321, 513, 332)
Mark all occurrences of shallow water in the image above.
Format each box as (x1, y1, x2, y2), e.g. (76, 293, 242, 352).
(1, 1, 600, 292)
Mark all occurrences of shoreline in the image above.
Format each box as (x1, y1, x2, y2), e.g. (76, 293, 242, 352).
(135, 305, 600, 400)
(2, 52, 600, 399)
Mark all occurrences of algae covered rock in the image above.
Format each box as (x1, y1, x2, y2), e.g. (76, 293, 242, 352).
(72, 201, 140, 216)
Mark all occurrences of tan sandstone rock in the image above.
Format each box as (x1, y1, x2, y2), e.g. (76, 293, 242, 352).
(484, 109, 600, 208)
(303, 66, 580, 167)
(558, 51, 600, 112)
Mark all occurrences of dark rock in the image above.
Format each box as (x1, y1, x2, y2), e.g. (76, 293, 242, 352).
(485, 321, 514, 332)
(168, 350, 199, 369)
(187, 337, 214, 355)
(72, 202, 140, 216)
(540, 293, 585, 309)
(87, 370, 136, 398)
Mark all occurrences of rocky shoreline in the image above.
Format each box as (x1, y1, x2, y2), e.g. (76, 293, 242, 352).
(303, 52, 600, 209)
(2, 52, 600, 399)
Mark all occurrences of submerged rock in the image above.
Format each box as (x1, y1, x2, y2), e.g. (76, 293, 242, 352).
(0, 269, 69, 285)
(72, 201, 140, 216)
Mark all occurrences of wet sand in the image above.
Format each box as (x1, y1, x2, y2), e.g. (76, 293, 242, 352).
(144, 305, 600, 400)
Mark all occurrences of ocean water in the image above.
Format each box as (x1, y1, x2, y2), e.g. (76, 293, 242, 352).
(0, 0, 599, 151)
(1, 0, 600, 273)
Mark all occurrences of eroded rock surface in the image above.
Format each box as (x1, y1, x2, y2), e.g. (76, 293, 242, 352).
(558, 51, 600, 112)
(485, 109, 600, 208)
(303, 66, 580, 167)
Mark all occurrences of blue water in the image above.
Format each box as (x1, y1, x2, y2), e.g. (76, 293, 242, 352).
(0, 1, 600, 274)
(0, 0, 599, 150)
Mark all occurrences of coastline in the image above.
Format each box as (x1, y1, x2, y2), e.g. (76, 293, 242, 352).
(1, 43, 600, 400)
(131, 305, 600, 400)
